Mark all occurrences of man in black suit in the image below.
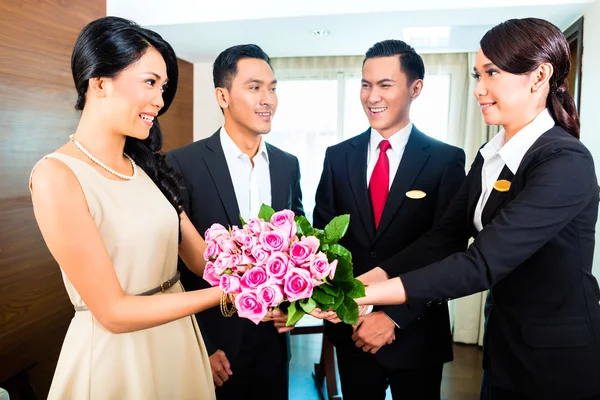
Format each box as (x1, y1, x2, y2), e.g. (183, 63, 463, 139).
(313, 40, 466, 400)
(166, 44, 303, 400)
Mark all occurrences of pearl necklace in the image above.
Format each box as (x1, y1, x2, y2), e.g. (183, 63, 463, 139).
(69, 135, 137, 180)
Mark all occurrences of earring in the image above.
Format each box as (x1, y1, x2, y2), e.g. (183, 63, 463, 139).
(531, 86, 538, 93)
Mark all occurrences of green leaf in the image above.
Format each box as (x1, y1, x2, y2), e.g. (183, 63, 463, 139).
(331, 258, 353, 283)
(239, 214, 247, 226)
(327, 244, 352, 262)
(332, 292, 345, 310)
(347, 279, 366, 299)
(324, 214, 350, 243)
(320, 244, 330, 252)
(299, 297, 317, 314)
(257, 204, 275, 222)
(286, 301, 306, 326)
(295, 216, 315, 237)
(336, 295, 359, 325)
(320, 283, 340, 297)
(311, 287, 335, 305)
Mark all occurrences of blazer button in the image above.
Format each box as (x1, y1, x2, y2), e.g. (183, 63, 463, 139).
(370, 251, 377, 258)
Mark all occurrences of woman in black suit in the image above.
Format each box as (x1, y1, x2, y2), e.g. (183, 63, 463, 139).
(340, 18, 600, 399)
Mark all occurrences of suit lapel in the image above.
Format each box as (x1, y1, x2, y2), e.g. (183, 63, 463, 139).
(347, 130, 375, 239)
(374, 127, 429, 242)
(481, 165, 514, 226)
(204, 131, 241, 226)
(267, 143, 286, 211)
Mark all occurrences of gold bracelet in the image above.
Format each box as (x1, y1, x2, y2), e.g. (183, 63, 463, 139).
(220, 292, 237, 317)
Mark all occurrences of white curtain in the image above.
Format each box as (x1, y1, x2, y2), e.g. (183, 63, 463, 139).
(270, 54, 497, 345)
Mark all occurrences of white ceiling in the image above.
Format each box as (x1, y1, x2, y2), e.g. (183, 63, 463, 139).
(107, 0, 594, 62)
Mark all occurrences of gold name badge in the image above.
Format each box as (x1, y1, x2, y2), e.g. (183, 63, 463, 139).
(406, 190, 427, 199)
(493, 180, 511, 192)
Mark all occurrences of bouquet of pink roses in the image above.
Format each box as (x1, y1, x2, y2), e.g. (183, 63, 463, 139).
(203, 204, 365, 326)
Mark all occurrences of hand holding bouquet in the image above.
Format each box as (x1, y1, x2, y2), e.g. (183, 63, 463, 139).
(203, 205, 365, 326)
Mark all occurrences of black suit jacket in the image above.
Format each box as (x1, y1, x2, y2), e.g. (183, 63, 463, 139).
(166, 130, 304, 362)
(313, 126, 466, 368)
(382, 127, 600, 398)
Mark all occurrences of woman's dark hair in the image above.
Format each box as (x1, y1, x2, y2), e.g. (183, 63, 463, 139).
(71, 17, 183, 224)
(480, 18, 580, 138)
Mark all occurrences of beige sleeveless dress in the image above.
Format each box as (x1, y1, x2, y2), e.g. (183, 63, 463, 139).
(32, 153, 215, 400)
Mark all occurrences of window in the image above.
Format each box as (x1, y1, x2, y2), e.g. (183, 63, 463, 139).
(268, 74, 452, 222)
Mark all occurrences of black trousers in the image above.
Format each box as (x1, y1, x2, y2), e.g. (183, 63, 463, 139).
(215, 322, 288, 400)
(336, 344, 443, 400)
(480, 371, 600, 400)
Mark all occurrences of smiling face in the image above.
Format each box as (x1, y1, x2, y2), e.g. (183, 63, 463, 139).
(472, 49, 541, 130)
(102, 46, 168, 140)
(360, 55, 422, 137)
(218, 58, 278, 137)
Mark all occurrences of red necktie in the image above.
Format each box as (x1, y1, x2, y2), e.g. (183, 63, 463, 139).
(369, 140, 391, 229)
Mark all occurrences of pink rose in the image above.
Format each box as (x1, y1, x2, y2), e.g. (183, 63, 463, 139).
(302, 236, 320, 253)
(213, 253, 241, 274)
(217, 236, 239, 254)
(205, 223, 229, 241)
(270, 210, 297, 238)
(309, 252, 335, 280)
(240, 266, 268, 290)
(284, 268, 314, 302)
(235, 290, 268, 325)
(328, 259, 338, 280)
(250, 245, 271, 266)
(257, 283, 284, 307)
(246, 219, 271, 236)
(203, 240, 221, 261)
(265, 252, 292, 283)
(289, 237, 319, 265)
(241, 236, 259, 253)
(202, 262, 221, 286)
(233, 264, 249, 274)
(259, 231, 289, 252)
(232, 227, 254, 248)
(232, 254, 254, 274)
(220, 274, 242, 294)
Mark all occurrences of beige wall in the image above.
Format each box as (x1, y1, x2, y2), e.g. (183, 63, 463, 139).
(580, 0, 600, 279)
(193, 61, 223, 141)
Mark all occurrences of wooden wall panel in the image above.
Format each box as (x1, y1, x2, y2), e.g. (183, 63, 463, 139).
(0, 1, 105, 398)
(160, 58, 195, 152)
(0, 1, 195, 398)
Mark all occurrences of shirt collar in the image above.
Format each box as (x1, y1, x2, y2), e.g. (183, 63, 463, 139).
(370, 121, 413, 152)
(220, 126, 269, 163)
(479, 109, 555, 174)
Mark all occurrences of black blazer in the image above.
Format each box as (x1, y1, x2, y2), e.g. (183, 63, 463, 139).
(313, 126, 466, 368)
(166, 130, 304, 361)
(382, 127, 600, 398)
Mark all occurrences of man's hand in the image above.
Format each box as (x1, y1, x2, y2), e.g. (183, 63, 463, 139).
(272, 308, 295, 333)
(209, 349, 233, 387)
(352, 311, 396, 354)
(310, 308, 342, 323)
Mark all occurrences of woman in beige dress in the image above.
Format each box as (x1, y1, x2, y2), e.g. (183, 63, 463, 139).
(30, 17, 220, 399)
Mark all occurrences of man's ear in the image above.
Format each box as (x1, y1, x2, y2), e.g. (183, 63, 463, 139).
(410, 79, 423, 100)
(215, 87, 229, 110)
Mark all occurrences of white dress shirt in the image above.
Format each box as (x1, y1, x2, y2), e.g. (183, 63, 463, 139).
(473, 109, 555, 231)
(366, 122, 413, 188)
(220, 127, 272, 221)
